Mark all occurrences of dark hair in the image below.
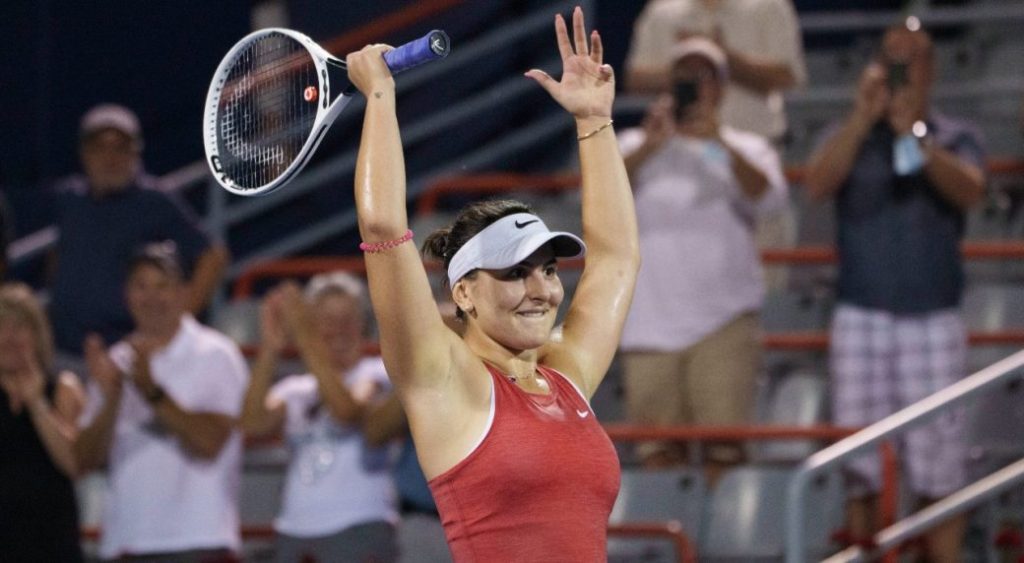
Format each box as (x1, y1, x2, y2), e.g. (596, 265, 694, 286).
(421, 199, 534, 275)
(422, 199, 533, 320)
(127, 241, 183, 281)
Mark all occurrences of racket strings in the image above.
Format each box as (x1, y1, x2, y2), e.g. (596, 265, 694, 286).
(215, 33, 319, 190)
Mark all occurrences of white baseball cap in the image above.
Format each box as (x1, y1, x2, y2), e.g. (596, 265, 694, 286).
(670, 37, 729, 82)
(80, 103, 143, 144)
(447, 213, 586, 286)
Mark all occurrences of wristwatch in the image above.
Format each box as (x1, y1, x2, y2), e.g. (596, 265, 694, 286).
(912, 120, 933, 149)
(144, 384, 166, 405)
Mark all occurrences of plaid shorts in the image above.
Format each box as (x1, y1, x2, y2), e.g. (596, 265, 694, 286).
(830, 304, 968, 498)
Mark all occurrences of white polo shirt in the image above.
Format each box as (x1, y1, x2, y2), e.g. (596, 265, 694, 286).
(83, 316, 249, 558)
(618, 126, 788, 351)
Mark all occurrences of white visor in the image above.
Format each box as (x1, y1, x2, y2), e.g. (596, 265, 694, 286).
(446, 213, 586, 286)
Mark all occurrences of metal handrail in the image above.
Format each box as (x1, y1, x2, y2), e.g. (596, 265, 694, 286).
(824, 457, 1024, 562)
(785, 349, 1024, 562)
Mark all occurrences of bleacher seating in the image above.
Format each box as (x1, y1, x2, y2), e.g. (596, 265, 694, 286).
(608, 468, 707, 562)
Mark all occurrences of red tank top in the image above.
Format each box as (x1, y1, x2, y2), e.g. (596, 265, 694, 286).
(428, 364, 621, 562)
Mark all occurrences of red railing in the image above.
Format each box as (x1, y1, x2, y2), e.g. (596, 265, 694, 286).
(231, 243, 1024, 352)
(608, 521, 697, 563)
(415, 158, 1024, 216)
(83, 523, 697, 562)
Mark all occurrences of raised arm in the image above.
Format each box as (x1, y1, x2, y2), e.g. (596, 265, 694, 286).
(75, 334, 123, 472)
(345, 46, 462, 394)
(527, 8, 640, 397)
(277, 283, 367, 425)
(805, 64, 888, 201)
(127, 339, 234, 460)
(239, 293, 287, 438)
(2, 348, 83, 478)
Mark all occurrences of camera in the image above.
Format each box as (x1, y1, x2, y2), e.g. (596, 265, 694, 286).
(673, 79, 699, 120)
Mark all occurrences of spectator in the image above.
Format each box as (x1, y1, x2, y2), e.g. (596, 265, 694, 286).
(805, 21, 985, 561)
(241, 273, 399, 563)
(625, 0, 806, 144)
(618, 38, 788, 484)
(625, 0, 807, 289)
(74, 243, 249, 562)
(48, 103, 229, 363)
(0, 283, 85, 563)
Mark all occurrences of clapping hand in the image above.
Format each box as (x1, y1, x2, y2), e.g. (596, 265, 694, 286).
(84, 333, 123, 401)
(259, 287, 289, 355)
(853, 63, 889, 128)
(0, 345, 46, 414)
(127, 335, 161, 401)
(525, 7, 614, 120)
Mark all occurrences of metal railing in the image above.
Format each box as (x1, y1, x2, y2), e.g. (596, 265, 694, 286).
(785, 349, 1024, 562)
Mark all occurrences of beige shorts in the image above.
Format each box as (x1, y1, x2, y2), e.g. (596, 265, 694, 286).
(622, 312, 761, 464)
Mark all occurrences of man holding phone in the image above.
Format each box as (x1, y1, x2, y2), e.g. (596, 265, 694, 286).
(618, 39, 788, 484)
(805, 21, 986, 561)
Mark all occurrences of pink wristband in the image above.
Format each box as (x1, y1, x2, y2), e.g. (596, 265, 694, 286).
(359, 230, 414, 253)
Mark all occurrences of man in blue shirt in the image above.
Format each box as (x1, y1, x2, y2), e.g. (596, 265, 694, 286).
(49, 104, 229, 359)
(805, 22, 985, 562)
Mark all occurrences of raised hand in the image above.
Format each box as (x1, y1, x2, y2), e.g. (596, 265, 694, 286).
(853, 63, 889, 128)
(525, 6, 615, 119)
(127, 335, 160, 400)
(641, 95, 676, 150)
(274, 281, 312, 336)
(84, 333, 122, 401)
(346, 44, 395, 98)
(259, 287, 289, 355)
(14, 345, 46, 406)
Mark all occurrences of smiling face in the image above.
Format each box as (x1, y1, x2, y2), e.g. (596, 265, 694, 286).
(0, 285, 54, 375)
(0, 317, 35, 374)
(311, 291, 366, 371)
(125, 263, 186, 337)
(80, 129, 141, 195)
(454, 244, 565, 353)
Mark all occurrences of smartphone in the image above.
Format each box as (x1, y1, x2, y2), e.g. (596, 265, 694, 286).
(887, 62, 908, 90)
(673, 80, 699, 120)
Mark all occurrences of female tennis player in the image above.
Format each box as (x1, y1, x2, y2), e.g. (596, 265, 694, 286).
(347, 6, 638, 561)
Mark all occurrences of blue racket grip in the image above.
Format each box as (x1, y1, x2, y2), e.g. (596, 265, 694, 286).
(383, 30, 450, 74)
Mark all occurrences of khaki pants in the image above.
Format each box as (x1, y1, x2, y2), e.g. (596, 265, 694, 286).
(623, 313, 761, 464)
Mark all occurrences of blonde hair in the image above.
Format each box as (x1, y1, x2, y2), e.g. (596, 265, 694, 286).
(0, 283, 55, 373)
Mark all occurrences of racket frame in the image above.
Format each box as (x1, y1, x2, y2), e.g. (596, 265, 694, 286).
(203, 27, 348, 197)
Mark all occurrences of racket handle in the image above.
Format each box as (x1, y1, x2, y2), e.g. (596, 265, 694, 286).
(383, 30, 450, 74)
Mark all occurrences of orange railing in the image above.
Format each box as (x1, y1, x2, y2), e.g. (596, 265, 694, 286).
(415, 158, 1024, 216)
(605, 424, 901, 561)
(81, 426, 896, 561)
(609, 522, 697, 563)
(83, 523, 697, 562)
(231, 244, 1024, 353)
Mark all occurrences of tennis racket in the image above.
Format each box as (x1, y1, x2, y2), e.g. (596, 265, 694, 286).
(204, 28, 450, 196)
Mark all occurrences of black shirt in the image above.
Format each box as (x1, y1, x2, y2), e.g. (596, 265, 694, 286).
(0, 379, 83, 562)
